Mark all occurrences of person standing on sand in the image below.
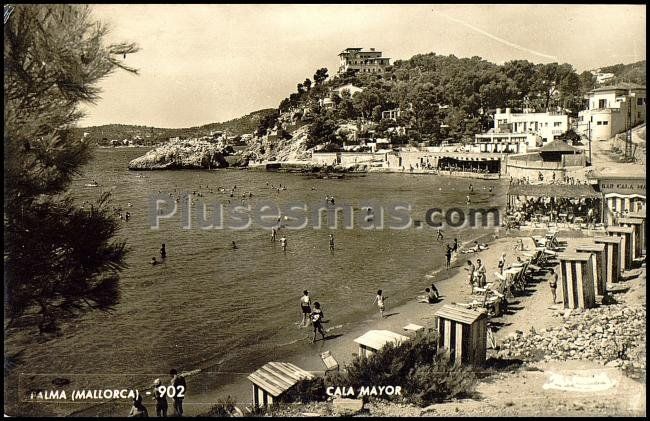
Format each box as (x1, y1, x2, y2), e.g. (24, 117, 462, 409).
(498, 253, 506, 274)
(549, 268, 558, 304)
(372, 289, 387, 318)
(152, 378, 168, 417)
(466, 260, 476, 287)
(445, 245, 452, 269)
(311, 302, 326, 343)
(299, 290, 312, 327)
(169, 369, 186, 417)
(475, 259, 486, 288)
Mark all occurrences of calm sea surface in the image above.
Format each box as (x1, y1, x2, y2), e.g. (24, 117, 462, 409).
(10, 148, 506, 386)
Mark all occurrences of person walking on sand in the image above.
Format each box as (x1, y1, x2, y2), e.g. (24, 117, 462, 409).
(372, 289, 387, 318)
(299, 290, 312, 327)
(549, 268, 558, 304)
(445, 244, 452, 269)
(311, 302, 326, 343)
(280, 236, 287, 252)
(329, 234, 335, 251)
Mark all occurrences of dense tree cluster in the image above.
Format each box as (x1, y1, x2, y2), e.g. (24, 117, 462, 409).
(261, 53, 640, 146)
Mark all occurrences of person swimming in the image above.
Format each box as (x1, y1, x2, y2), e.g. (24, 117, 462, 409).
(151, 257, 158, 265)
(231, 241, 238, 250)
(280, 236, 287, 252)
(160, 243, 166, 259)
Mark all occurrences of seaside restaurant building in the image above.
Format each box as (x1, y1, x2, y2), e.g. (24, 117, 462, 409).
(588, 170, 646, 226)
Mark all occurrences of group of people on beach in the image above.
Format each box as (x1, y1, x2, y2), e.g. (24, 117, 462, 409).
(128, 368, 186, 417)
(299, 290, 327, 343)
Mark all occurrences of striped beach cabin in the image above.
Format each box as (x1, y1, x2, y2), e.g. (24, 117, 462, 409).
(557, 252, 596, 309)
(606, 225, 634, 270)
(594, 236, 622, 283)
(573, 242, 606, 296)
(626, 212, 646, 252)
(247, 362, 314, 408)
(588, 171, 646, 226)
(434, 305, 487, 366)
(618, 216, 644, 259)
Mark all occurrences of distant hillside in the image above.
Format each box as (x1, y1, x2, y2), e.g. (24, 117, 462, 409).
(72, 108, 277, 145)
(599, 60, 646, 86)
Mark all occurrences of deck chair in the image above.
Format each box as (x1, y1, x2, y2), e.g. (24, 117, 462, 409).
(321, 351, 339, 374)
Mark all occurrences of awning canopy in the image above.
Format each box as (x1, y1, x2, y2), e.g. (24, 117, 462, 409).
(507, 183, 601, 199)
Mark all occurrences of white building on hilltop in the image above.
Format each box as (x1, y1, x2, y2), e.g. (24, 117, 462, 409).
(338, 48, 390, 74)
(577, 83, 646, 141)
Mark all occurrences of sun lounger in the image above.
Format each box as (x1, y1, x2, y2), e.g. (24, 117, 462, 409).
(321, 351, 339, 373)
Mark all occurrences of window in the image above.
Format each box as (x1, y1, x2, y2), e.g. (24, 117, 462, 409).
(554, 122, 562, 127)
(638, 98, 645, 106)
(602, 121, 608, 125)
(598, 99, 607, 108)
(597, 121, 602, 125)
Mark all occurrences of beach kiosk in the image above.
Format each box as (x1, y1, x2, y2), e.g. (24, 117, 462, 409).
(627, 212, 646, 253)
(573, 242, 606, 296)
(594, 236, 622, 283)
(353, 330, 409, 358)
(557, 252, 596, 309)
(434, 305, 487, 366)
(606, 226, 634, 270)
(618, 217, 644, 259)
(247, 362, 314, 408)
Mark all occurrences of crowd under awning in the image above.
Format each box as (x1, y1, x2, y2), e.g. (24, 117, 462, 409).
(507, 183, 602, 199)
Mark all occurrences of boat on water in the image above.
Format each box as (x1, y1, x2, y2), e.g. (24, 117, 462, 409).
(84, 181, 100, 187)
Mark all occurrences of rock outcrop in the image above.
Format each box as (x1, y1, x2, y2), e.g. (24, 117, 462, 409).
(128, 139, 230, 170)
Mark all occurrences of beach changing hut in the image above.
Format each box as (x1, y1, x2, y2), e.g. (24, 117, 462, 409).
(247, 362, 314, 408)
(618, 217, 644, 259)
(557, 252, 596, 309)
(627, 212, 646, 252)
(594, 236, 622, 283)
(353, 330, 409, 358)
(574, 242, 606, 296)
(434, 305, 487, 366)
(606, 226, 634, 270)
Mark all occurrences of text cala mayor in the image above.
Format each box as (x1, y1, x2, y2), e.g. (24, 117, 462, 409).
(326, 385, 402, 397)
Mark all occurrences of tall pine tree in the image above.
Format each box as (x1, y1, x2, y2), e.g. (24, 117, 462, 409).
(4, 5, 139, 334)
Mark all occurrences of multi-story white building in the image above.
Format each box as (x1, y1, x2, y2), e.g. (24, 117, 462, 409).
(493, 107, 569, 145)
(577, 83, 646, 141)
(473, 131, 539, 153)
(338, 48, 390, 74)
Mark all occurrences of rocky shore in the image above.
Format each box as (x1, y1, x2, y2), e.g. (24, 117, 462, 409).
(127, 139, 231, 170)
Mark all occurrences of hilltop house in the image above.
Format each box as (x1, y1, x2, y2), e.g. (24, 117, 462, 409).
(338, 48, 390, 74)
(577, 83, 646, 141)
(332, 83, 364, 97)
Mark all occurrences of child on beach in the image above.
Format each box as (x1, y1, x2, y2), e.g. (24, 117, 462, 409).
(311, 302, 326, 343)
(549, 268, 558, 304)
(372, 290, 387, 318)
(300, 290, 312, 327)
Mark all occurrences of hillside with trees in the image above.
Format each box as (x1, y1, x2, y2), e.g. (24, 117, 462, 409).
(73, 108, 277, 146)
(599, 60, 646, 86)
(251, 53, 604, 154)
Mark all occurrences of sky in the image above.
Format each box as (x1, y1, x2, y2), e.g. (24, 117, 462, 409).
(79, 4, 646, 128)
